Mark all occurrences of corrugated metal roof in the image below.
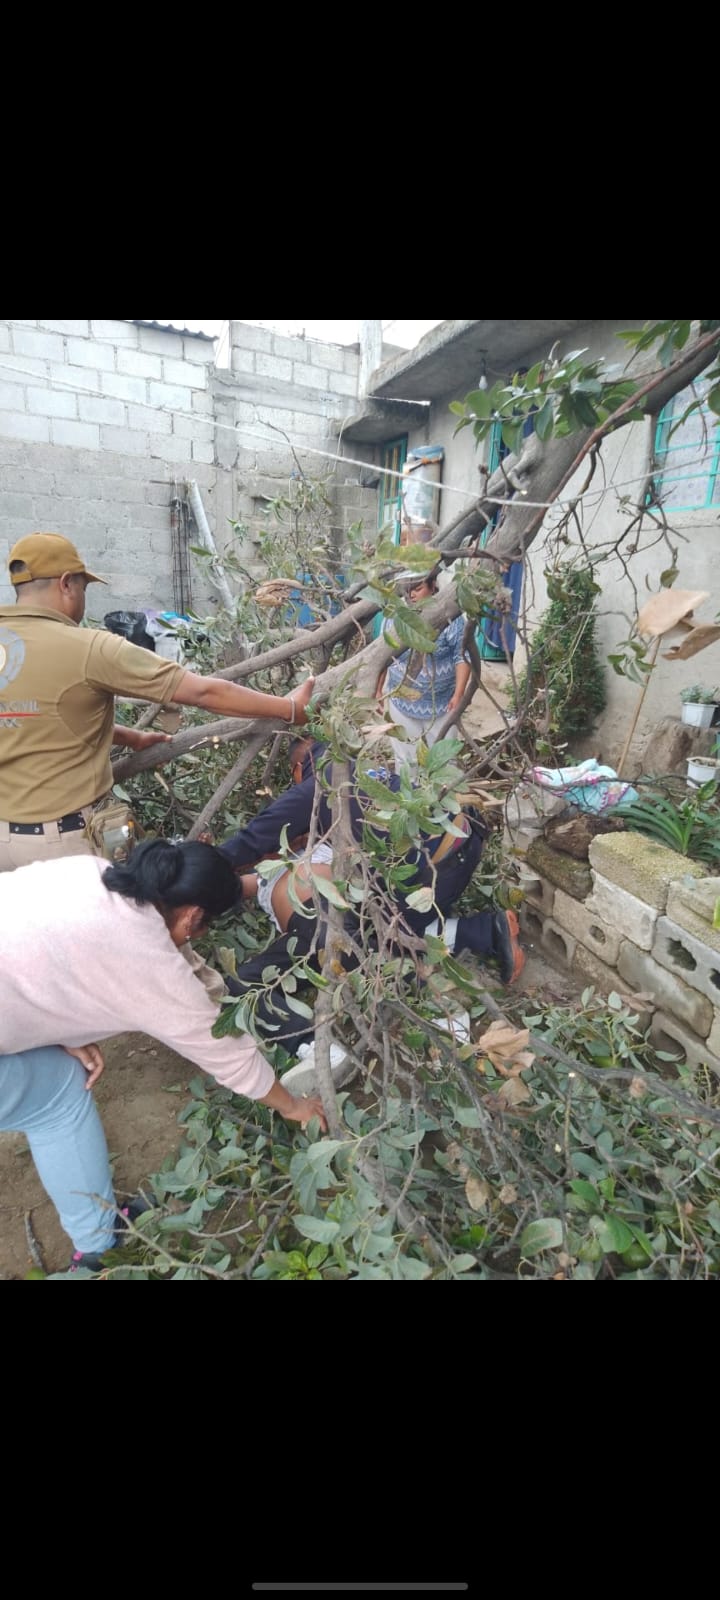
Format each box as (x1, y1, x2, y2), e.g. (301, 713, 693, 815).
(127, 320, 216, 341)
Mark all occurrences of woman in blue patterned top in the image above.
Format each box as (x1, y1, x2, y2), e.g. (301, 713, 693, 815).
(376, 573, 472, 771)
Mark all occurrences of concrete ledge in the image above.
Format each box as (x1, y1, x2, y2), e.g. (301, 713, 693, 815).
(588, 834, 704, 912)
(667, 877, 720, 933)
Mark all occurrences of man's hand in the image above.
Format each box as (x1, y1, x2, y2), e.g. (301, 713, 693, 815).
(126, 729, 173, 752)
(63, 1042, 105, 1091)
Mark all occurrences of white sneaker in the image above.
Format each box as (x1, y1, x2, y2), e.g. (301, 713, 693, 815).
(281, 1040, 356, 1096)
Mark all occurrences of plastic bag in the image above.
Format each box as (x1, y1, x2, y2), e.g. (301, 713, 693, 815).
(103, 611, 156, 651)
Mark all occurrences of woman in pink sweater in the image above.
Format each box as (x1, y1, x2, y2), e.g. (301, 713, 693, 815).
(0, 838, 326, 1273)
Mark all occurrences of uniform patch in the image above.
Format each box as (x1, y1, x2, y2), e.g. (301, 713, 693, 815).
(0, 626, 26, 690)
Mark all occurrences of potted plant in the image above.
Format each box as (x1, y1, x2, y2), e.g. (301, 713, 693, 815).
(680, 684, 719, 729)
(688, 738, 720, 788)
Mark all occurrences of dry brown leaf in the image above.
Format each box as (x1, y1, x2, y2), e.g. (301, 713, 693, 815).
(498, 1183, 518, 1206)
(663, 624, 720, 660)
(636, 588, 709, 639)
(445, 1141, 470, 1179)
(497, 1076, 533, 1107)
(475, 1021, 535, 1076)
(629, 1075, 647, 1100)
(465, 1175, 491, 1211)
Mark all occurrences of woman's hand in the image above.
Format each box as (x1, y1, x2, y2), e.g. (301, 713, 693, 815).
(285, 1094, 328, 1132)
(63, 1042, 105, 1091)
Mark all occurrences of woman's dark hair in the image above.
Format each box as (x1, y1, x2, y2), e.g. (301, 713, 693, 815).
(103, 838, 238, 919)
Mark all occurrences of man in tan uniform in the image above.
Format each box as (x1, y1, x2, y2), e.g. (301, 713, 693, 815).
(0, 532, 315, 873)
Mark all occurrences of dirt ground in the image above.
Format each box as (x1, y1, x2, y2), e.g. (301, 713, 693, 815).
(0, 939, 583, 1279)
(0, 1034, 192, 1279)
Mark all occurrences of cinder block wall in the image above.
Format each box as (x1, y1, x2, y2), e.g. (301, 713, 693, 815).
(515, 823, 720, 1077)
(0, 319, 217, 614)
(0, 319, 380, 616)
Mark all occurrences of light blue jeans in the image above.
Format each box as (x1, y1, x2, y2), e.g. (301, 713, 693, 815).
(0, 1046, 117, 1254)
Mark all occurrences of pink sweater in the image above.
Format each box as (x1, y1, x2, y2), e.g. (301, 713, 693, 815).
(0, 855, 275, 1100)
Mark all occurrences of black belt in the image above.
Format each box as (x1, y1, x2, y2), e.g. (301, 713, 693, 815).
(8, 811, 87, 836)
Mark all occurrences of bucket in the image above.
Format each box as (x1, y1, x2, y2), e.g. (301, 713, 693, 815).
(687, 756, 720, 787)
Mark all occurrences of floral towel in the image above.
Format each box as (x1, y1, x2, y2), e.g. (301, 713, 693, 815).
(529, 759, 638, 814)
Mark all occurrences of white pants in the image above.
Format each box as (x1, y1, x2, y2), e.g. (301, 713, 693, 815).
(388, 703, 442, 774)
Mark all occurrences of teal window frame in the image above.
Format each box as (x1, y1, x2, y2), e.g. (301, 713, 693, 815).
(378, 435, 408, 539)
(653, 382, 720, 512)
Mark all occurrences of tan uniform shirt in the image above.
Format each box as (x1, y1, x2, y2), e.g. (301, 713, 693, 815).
(0, 605, 186, 823)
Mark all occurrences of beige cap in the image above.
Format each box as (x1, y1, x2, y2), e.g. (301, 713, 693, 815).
(8, 532, 106, 585)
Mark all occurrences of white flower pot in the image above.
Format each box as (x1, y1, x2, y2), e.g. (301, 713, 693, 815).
(681, 701, 717, 729)
(687, 757, 720, 787)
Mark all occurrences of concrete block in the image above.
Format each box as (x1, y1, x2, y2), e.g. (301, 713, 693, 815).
(149, 433, 191, 464)
(588, 833, 704, 912)
(255, 353, 293, 383)
(707, 1013, 720, 1056)
(229, 349, 255, 375)
(12, 328, 64, 362)
(172, 412, 212, 442)
(191, 390, 214, 414)
(522, 876, 556, 919)
(49, 361, 100, 392)
(116, 348, 163, 380)
(572, 943, 634, 1001)
(540, 918, 577, 968)
(652, 916, 720, 1007)
(79, 396, 126, 426)
(148, 381, 192, 412)
(667, 876, 720, 928)
(617, 941, 712, 1037)
(127, 404, 172, 435)
(554, 887, 621, 965)
(519, 905, 545, 948)
(26, 385, 77, 418)
(586, 872, 658, 951)
(162, 358, 207, 389)
(526, 838, 592, 901)
(100, 425, 148, 456)
(231, 325, 273, 353)
(329, 371, 358, 397)
(650, 1012, 720, 1079)
(63, 341, 115, 377)
(137, 326, 183, 355)
(38, 319, 90, 338)
(305, 339, 345, 371)
(90, 320, 138, 345)
(294, 363, 333, 392)
(0, 413, 50, 443)
(183, 339, 214, 366)
(274, 334, 307, 362)
(0, 380, 29, 410)
(192, 440, 215, 463)
(101, 373, 148, 404)
(1, 353, 47, 382)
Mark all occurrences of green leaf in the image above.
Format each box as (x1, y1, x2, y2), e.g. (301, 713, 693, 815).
(568, 1179, 600, 1210)
(450, 1254, 479, 1273)
(520, 1218, 564, 1256)
(311, 872, 350, 910)
(597, 1214, 634, 1254)
(294, 1214, 341, 1244)
(534, 399, 554, 441)
(285, 995, 315, 1020)
(406, 886, 435, 913)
